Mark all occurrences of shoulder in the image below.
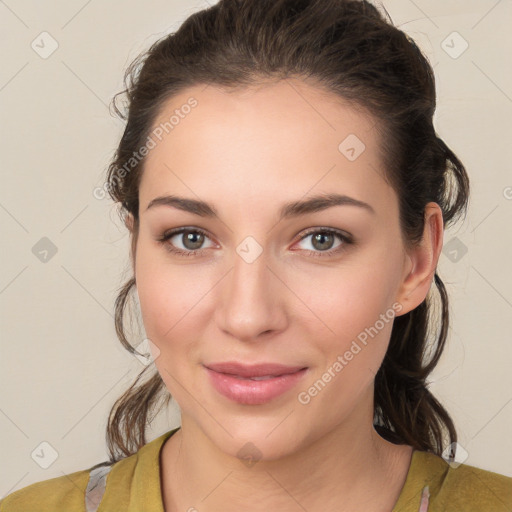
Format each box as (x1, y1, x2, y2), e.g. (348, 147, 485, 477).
(0, 469, 91, 512)
(413, 451, 512, 511)
(0, 429, 177, 512)
(0, 453, 140, 512)
(0, 458, 141, 512)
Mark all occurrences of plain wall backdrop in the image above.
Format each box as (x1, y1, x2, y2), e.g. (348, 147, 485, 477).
(1, 0, 511, 497)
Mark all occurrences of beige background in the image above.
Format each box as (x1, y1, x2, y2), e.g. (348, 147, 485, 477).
(1, 0, 511, 497)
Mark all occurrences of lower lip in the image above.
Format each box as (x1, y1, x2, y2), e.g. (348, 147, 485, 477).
(205, 367, 308, 405)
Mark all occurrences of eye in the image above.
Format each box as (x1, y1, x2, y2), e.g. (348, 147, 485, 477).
(157, 226, 354, 258)
(293, 228, 353, 258)
(157, 227, 215, 256)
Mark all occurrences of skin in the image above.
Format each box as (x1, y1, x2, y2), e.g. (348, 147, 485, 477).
(126, 78, 444, 512)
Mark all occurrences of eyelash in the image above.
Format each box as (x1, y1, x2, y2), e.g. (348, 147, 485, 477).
(156, 227, 354, 259)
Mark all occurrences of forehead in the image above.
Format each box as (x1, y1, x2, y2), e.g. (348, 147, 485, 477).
(139, 78, 395, 218)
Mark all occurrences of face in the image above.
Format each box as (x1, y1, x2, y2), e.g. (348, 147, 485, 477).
(133, 78, 414, 460)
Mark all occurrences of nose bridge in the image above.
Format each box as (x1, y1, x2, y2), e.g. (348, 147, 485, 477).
(216, 243, 285, 341)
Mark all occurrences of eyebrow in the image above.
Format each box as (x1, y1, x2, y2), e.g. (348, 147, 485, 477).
(145, 193, 375, 220)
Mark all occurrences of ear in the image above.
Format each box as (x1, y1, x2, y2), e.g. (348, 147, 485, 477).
(124, 212, 134, 232)
(395, 202, 444, 316)
(124, 212, 138, 274)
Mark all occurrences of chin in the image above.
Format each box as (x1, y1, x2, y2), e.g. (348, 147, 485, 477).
(196, 415, 310, 464)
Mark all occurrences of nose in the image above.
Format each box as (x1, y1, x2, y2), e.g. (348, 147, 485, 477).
(215, 247, 288, 342)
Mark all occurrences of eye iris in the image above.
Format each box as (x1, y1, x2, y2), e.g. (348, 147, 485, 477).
(312, 232, 334, 251)
(183, 230, 204, 250)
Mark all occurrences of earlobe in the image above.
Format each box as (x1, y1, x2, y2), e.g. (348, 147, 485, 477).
(395, 202, 444, 315)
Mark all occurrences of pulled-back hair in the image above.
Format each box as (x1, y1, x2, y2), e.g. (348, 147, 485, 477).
(103, 0, 469, 463)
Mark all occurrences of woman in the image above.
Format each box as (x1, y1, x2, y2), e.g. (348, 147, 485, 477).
(2, 0, 510, 511)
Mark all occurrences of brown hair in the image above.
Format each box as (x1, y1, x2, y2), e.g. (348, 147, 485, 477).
(102, 0, 469, 464)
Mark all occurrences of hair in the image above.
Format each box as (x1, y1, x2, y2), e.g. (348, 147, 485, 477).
(101, 0, 470, 464)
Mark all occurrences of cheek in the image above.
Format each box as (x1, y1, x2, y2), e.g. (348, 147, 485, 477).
(291, 264, 398, 424)
(134, 248, 208, 399)
(134, 241, 218, 361)
(135, 237, 185, 324)
(289, 257, 400, 350)
(136, 265, 204, 341)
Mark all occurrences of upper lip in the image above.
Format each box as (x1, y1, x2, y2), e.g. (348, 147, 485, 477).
(204, 362, 307, 378)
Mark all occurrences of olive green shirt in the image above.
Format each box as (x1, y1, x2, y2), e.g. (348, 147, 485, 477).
(1, 427, 511, 511)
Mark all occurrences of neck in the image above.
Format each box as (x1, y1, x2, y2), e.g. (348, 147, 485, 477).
(160, 392, 413, 512)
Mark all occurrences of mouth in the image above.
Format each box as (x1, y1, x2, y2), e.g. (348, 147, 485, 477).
(203, 362, 309, 405)
(231, 374, 288, 381)
(204, 361, 307, 378)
